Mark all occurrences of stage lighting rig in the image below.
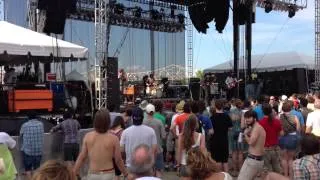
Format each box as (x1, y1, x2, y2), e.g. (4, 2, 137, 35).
(177, 14, 185, 24)
(256, 0, 306, 13)
(171, 5, 177, 18)
(264, 0, 273, 13)
(133, 6, 142, 17)
(114, 3, 125, 15)
(68, 0, 186, 33)
(288, 4, 296, 18)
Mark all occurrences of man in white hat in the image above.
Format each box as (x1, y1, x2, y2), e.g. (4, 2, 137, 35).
(143, 104, 166, 178)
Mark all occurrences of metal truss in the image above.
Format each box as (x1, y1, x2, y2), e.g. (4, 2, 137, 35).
(94, 0, 110, 109)
(68, 0, 185, 33)
(127, 64, 186, 81)
(186, 16, 193, 79)
(316, 0, 320, 84)
(256, 0, 307, 11)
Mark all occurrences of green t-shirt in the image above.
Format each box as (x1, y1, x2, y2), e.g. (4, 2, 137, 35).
(0, 144, 17, 180)
(153, 113, 166, 125)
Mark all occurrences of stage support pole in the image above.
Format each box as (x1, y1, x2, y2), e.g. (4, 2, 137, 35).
(233, 0, 240, 97)
(245, 1, 253, 77)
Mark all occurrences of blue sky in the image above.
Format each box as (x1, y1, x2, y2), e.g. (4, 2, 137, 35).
(193, 0, 314, 71)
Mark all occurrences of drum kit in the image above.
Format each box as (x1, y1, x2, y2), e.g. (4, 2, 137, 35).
(146, 82, 164, 98)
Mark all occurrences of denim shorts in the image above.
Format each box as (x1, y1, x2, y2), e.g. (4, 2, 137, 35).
(279, 134, 298, 151)
(155, 153, 164, 171)
(22, 152, 42, 171)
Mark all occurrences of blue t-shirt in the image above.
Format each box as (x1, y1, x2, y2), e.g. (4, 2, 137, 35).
(290, 109, 305, 126)
(197, 114, 213, 132)
(253, 105, 264, 121)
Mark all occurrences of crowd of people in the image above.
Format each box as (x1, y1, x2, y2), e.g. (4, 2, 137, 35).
(1, 93, 320, 180)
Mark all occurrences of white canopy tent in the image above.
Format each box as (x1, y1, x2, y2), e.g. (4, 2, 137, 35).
(0, 21, 88, 65)
(204, 52, 314, 73)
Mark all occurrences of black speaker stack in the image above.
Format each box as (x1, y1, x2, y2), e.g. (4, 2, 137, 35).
(38, 0, 77, 34)
(189, 78, 201, 101)
(106, 57, 121, 112)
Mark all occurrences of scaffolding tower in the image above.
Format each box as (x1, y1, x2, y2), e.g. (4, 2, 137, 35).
(94, 0, 110, 109)
(187, 17, 193, 78)
(316, 0, 320, 84)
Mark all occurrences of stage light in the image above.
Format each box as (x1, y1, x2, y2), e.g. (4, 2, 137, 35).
(264, 0, 273, 13)
(114, 3, 125, 15)
(177, 14, 184, 24)
(150, 9, 160, 20)
(170, 5, 177, 18)
(288, 5, 296, 18)
(133, 6, 142, 17)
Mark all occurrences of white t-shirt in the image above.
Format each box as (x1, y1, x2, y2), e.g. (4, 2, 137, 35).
(120, 125, 157, 167)
(306, 110, 320, 136)
(0, 132, 16, 149)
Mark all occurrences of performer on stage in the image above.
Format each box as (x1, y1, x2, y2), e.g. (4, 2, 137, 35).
(118, 69, 127, 92)
(147, 73, 155, 86)
(225, 72, 238, 100)
(143, 75, 149, 96)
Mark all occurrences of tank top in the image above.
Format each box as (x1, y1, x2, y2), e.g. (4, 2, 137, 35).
(280, 113, 296, 135)
(181, 133, 201, 165)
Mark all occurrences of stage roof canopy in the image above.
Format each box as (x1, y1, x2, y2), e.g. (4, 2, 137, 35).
(0, 21, 88, 65)
(204, 52, 314, 73)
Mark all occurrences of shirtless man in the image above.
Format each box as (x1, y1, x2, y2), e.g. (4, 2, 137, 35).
(238, 110, 266, 180)
(74, 109, 128, 180)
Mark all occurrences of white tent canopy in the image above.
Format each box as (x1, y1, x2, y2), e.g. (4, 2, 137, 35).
(204, 52, 314, 73)
(0, 21, 88, 65)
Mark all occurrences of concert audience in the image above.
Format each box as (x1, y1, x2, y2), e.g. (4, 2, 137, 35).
(128, 144, 160, 180)
(210, 99, 232, 172)
(50, 111, 81, 165)
(144, 104, 166, 178)
(229, 99, 246, 175)
(20, 111, 44, 179)
(259, 103, 283, 174)
(9, 91, 320, 180)
(187, 148, 232, 180)
(120, 107, 157, 170)
(110, 116, 126, 180)
(171, 102, 191, 137)
(177, 114, 206, 179)
(279, 101, 300, 178)
(253, 96, 265, 121)
(153, 100, 166, 126)
(74, 109, 128, 180)
(238, 110, 266, 180)
(0, 132, 17, 180)
(32, 160, 76, 180)
(306, 99, 320, 137)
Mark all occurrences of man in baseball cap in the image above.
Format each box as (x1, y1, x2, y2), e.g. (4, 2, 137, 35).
(120, 107, 157, 169)
(143, 104, 166, 177)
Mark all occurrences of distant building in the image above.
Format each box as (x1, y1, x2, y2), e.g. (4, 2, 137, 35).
(3, 0, 186, 80)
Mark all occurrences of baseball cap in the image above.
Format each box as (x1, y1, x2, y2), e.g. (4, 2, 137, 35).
(176, 100, 185, 113)
(132, 107, 144, 122)
(139, 100, 149, 111)
(146, 104, 155, 113)
(281, 95, 288, 101)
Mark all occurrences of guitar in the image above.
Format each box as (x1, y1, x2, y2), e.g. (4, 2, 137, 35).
(226, 78, 243, 89)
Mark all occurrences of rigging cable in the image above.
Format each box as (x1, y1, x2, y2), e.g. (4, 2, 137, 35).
(254, 18, 290, 69)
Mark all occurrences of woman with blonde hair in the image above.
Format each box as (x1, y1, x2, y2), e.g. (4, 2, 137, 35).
(32, 160, 76, 180)
(177, 114, 206, 180)
(187, 147, 232, 180)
